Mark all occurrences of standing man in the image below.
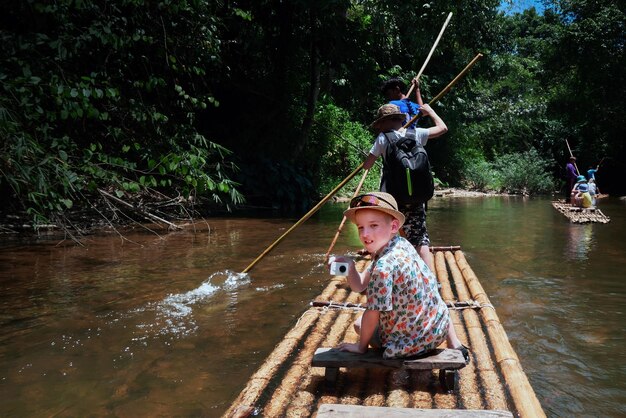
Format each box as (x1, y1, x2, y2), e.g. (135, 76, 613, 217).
(381, 78, 424, 129)
(565, 156, 578, 203)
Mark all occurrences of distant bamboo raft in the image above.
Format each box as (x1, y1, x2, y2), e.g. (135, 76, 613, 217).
(224, 248, 545, 418)
(551, 201, 610, 223)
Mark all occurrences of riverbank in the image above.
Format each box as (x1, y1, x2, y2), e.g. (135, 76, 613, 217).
(0, 187, 514, 241)
(333, 188, 507, 202)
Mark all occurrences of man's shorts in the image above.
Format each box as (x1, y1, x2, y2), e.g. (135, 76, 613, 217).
(400, 204, 430, 247)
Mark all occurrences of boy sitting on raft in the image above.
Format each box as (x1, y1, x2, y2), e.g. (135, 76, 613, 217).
(574, 182, 593, 208)
(329, 191, 469, 362)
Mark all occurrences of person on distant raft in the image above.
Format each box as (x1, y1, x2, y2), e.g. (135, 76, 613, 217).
(587, 164, 600, 181)
(363, 103, 447, 272)
(329, 192, 469, 362)
(570, 175, 587, 205)
(565, 156, 578, 202)
(588, 178, 600, 206)
(381, 77, 424, 129)
(574, 182, 593, 208)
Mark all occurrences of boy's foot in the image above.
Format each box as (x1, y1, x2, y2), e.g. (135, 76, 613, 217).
(455, 345, 470, 364)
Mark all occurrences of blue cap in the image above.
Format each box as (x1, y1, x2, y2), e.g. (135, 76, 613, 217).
(576, 175, 586, 182)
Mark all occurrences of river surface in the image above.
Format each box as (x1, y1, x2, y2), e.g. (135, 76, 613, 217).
(1, 196, 625, 417)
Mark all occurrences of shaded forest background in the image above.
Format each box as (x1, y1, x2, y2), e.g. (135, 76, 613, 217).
(1, 0, 624, 225)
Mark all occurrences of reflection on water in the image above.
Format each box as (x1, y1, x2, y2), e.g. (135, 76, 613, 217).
(0, 197, 625, 417)
(565, 223, 594, 261)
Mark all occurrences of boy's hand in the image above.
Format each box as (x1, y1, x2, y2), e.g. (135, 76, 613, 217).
(419, 103, 434, 115)
(411, 77, 420, 89)
(327, 256, 354, 273)
(336, 342, 367, 354)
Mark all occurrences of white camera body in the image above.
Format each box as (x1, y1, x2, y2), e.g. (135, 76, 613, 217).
(329, 261, 349, 276)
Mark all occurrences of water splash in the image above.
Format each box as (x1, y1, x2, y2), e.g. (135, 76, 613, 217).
(148, 270, 251, 338)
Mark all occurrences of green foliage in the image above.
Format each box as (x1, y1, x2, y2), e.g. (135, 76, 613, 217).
(461, 157, 496, 191)
(492, 149, 555, 194)
(307, 101, 380, 197)
(0, 0, 242, 224)
(541, 0, 625, 169)
(460, 149, 555, 195)
(2, 0, 625, 226)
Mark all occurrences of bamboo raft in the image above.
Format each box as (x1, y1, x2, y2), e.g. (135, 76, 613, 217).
(551, 201, 610, 223)
(224, 248, 545, 418)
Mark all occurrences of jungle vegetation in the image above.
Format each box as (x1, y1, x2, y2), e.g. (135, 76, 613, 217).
(1, 0, 624, 226)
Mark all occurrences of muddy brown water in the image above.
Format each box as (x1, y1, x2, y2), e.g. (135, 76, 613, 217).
(1, 196, 625, 417)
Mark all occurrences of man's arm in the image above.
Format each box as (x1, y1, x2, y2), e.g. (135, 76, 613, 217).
(419, 104, 447, 139)
(363, 153, 378, 170)
(412, 78, 424, 106)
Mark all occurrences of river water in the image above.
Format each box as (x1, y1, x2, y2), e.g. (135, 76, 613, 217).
(0, 196, 624, 417)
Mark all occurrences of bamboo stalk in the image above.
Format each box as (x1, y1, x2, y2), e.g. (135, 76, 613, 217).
(565, 139, 580, 176)
(454, 251, 546, 418)
(403, 53, 484, 129)
(434, 251, 454, 301)
(430, 53, 484, 104)
(406, 12, 453, 98)
(435, 252, 508, 410)
(430, 245, 461, 252)
(242, 162, 365, 273)
(310, 299, 481, 310)
(323, 168, 370, 263)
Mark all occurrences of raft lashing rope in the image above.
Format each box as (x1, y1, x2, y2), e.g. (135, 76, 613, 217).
(311, 299, 494, 311)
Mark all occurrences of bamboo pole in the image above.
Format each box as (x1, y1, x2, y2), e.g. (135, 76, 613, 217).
(311, 299, 480, 310)
(323, 168, 370, 263)
(406, 12, 453, 98)
(441, 251, 509, 411)
(565, 139, 580, 176)
(454, 251, 546, 418)
(242, 162, 365, 273)
(403, 53, 484, 129)
(430, 245, 461, 252)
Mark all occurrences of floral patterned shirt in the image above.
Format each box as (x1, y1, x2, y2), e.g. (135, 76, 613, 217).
(367, 235, 450, 359)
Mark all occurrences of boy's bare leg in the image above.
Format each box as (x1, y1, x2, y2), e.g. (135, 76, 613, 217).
(446, 321, 470, 363)
(446, 321, 463, 348)
(353, 315, 381, 349)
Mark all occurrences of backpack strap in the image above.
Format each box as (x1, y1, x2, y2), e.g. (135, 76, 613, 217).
(382, 131, 400, 161)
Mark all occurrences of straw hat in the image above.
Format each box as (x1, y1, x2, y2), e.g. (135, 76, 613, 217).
(343, 192, 405, 227)
(369, 104, 406, 130)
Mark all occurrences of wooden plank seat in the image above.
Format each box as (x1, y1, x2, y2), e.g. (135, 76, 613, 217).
(312, 347, 466, 391)
(317, 404, 514, 417)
